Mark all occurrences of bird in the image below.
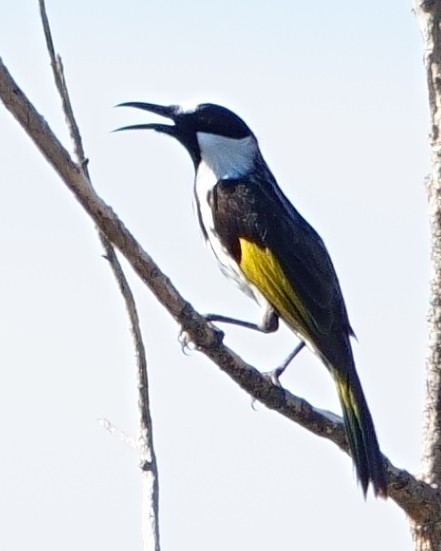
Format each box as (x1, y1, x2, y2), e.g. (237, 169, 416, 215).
(117, 101, 387, 498)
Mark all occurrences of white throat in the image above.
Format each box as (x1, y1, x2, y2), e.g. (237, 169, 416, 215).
(196, 132, 256, 180)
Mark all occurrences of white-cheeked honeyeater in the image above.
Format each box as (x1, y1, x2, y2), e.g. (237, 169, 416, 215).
(117, 101, 387, 498)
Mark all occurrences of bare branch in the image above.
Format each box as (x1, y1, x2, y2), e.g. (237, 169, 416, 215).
(0, 53, 437, 525)
(100, 236, 160, 551)
(413, 2, 441, 548)
(39, 0, 86, 164)
(414, 0, 441, 487)
(37, 2, 161, 549)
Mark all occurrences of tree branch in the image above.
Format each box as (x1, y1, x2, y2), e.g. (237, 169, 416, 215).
(38, 0, 85, 164)
(0, 53, 436, 525)
(100, 237, 160, 551)
(414, 0, 441, 488)
(37, 2, 160, 549)
(412, 2, 441, 548)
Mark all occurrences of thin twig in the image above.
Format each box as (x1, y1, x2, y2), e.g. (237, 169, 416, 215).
(39, 0, 86, 164)
(37, 2, 161, 549)
(98, 418, 138, 449)
(100, 237, 160, 551)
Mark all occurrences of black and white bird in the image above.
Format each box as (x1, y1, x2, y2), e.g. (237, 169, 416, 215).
(117, 101, 387, 498)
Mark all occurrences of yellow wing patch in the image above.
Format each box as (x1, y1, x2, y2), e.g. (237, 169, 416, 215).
(238, 237, 315, 340)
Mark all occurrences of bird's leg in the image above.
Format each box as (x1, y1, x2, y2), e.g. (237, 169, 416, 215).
(204, 309, 306, 384)
(263, 341, 306, 386)
(204, 308, 305, 387)
(203, 309, 305, 385)
(204, 314, 262, 331)
(204, 309, 279, 333)
(180, 310, 278, 353)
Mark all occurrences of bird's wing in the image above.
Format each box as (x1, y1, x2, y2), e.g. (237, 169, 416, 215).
(211, 177, 353, 353)
(211, 179, 388, 497)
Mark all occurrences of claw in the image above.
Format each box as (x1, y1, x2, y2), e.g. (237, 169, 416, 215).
(251, 368, 285, 411)
(178, 329, 196, 355)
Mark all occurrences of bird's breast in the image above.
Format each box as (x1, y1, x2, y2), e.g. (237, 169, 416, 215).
(194, 165, 255, 300)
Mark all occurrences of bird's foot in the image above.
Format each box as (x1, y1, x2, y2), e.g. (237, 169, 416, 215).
(261, 342, 306, 386)
(178, 316, 224, 354)
(178, 329, 197, 355)
(261, 365, 286, 387)
(251, 365, 286, 411)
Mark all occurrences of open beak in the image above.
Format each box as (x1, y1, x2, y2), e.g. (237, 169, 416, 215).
(115, 102, 178, 135)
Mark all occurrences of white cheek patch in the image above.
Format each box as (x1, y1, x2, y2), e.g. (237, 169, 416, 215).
(196, 132, 256, 180)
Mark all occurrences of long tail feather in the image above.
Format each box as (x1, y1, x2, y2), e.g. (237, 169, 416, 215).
(332, 367, 387, 497)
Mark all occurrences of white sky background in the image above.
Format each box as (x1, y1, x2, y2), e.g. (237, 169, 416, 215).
(0, 1, 428, 549)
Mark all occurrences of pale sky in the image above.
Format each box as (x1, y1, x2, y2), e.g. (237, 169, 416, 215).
(0, 1, 428, 550)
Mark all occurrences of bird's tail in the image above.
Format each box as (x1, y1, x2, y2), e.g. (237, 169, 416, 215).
(331, 366, 387, 497)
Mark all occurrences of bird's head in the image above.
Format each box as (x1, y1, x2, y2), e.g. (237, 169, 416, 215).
(117, 102, 258, 178)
